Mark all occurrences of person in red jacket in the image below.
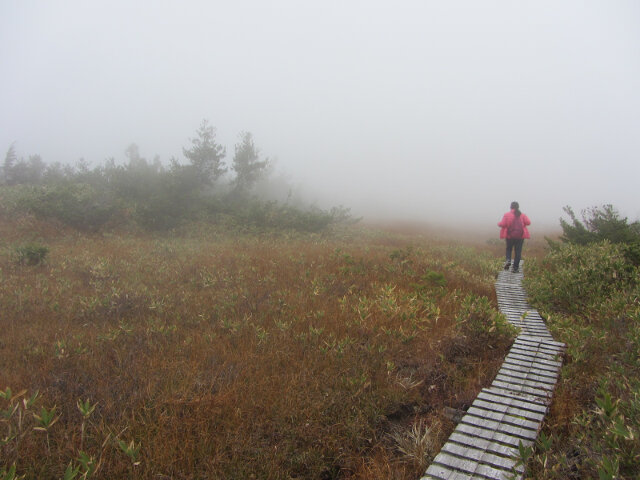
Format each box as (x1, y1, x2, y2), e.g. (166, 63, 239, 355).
(498, 201, 531, 273)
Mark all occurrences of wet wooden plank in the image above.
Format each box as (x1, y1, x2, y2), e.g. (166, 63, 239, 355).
(502, 357, 562, 374)
(495, 370, 559, 387)
(440, 442, 522, 473)
(454, 422, 533, 449)
(478, 388, 549, 413)
(423, 462, 478, 480)
(498, 363, 559, 380)
(509, 345, 561, 361)
(460, 414, 539, 441)
(505, 355, 563, 371)
(518, 335, 566, 347)
(447, 432, 519, 461)
(505, 352, 562, 368)
(428, 452, 518, 480)
(491, 380, 552, 399)
(465, 406, 541, 431)
(471, 398, 546, 422)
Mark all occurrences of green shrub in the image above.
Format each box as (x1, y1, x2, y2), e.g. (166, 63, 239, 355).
(423, 270, 446, 288)
(15, 242, 49, 265)
(231, 199, 350, 233)
(24, 183, 118, 231)
(525, 241, 637, 316)
(456, 294, 516, 339)
(559, 205, 640, 265)
(523, 207, 640, 478)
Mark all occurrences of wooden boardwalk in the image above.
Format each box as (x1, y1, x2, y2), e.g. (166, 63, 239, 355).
(421, 264, 566, 480)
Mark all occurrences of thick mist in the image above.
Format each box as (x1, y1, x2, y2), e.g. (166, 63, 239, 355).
(2, 1, 639, 232)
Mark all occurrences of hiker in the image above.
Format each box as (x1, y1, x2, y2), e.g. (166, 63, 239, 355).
(498, 201, 531, 273)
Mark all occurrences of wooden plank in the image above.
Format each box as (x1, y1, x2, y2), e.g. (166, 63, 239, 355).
(513, 329, 554, 338)
(499, 360, 560, 377)
(465, 406, 541, 431)
(510, 318, 547, 326)
(509, 345, 560, 360)
(519, 335, 566, 348)
(429, 452, 518, 480)
(471, 398, 546, 422)
(460, 414, 539, 441)
(493, 376, 557, 394)
(495, 369, 559, 386)
(515, 327, 559, 337)
(511, 342, 563, 355)
(455, 422, 534, 449)
(423, 462, 478, 480)
(511, 328, 553, 335)
(490, 380, 552, 399)
(447, 432, 520, 461)
(505, 352, 562, 368)
(504, 354, 562, 369)
(498, 363, 559, 380)
(517, 332, 554, 340)
(440, 442, 522, 473)
(502, 357, 562, 374)
(478, 389, 549, 413)
(516, 331, 554, 339)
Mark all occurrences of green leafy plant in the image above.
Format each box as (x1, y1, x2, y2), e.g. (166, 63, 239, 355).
(76, 451, 97, 479)
(33, 406, 59, 454)
(0, 464, 24, 480)
(14, 243, 49, 266)
(456, 294, 516, 338)
(61, 461, 80, 480)
(117, 439, 141, 466)
(77, 399, 96, 451)
(513, 440, 533, 471)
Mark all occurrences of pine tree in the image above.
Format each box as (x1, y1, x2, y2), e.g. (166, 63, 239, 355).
(232, 132, 268, 193)
(182, 120, 227, 185)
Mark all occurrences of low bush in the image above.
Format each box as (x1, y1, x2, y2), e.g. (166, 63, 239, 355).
(558, 204, 640, 266)
(525, 241, 636, 316)
(455, 294, 517, 343)
(14, 242, 49, 265)
(22, 183, 118, 231)
(525, 227, 640, 479)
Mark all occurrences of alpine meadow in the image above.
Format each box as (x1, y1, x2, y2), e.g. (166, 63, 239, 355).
(2, 2, 640, 478)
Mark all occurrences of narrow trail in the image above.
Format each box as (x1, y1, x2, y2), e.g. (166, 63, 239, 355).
(421, 264, 566, 480)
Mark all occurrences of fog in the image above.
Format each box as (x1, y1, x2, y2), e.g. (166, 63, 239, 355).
(2, 1, 639, 231)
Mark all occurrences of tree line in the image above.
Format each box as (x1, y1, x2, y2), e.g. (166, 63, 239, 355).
(1, 120, 352, 232)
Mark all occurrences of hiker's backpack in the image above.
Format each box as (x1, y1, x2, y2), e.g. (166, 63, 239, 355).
(508, 215, 524, 239)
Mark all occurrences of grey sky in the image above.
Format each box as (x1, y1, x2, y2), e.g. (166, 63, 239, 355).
(2, 1, 639, 230)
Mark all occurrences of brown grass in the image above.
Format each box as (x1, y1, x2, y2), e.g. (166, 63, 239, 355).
(0, 215, 514, 479)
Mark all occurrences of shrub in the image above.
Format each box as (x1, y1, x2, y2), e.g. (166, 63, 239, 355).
(525, 241, 637, 316)
(525, 214, 640, 479)
(230, 198, 352, 233)
(559, 205, 640, 265)
(455, 294, 516, 340)
(23, 184, 118, 231)
(15, 242, 49, 265)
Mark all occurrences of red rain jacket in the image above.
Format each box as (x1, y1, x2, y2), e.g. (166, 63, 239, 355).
(498, 209, 531, 239)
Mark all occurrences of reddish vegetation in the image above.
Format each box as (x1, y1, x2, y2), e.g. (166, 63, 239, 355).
(1, 216, 515, 479)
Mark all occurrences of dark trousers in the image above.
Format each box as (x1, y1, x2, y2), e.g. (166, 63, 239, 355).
(506, 238, 524, 269)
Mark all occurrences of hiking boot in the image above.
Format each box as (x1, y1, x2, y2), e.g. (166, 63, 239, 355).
(503, 261, 511, 270)
(511, 267, 519, 273)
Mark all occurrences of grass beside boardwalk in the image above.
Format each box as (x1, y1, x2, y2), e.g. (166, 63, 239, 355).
(524, 241, 640, 480)
(0, 215, 514, 479)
